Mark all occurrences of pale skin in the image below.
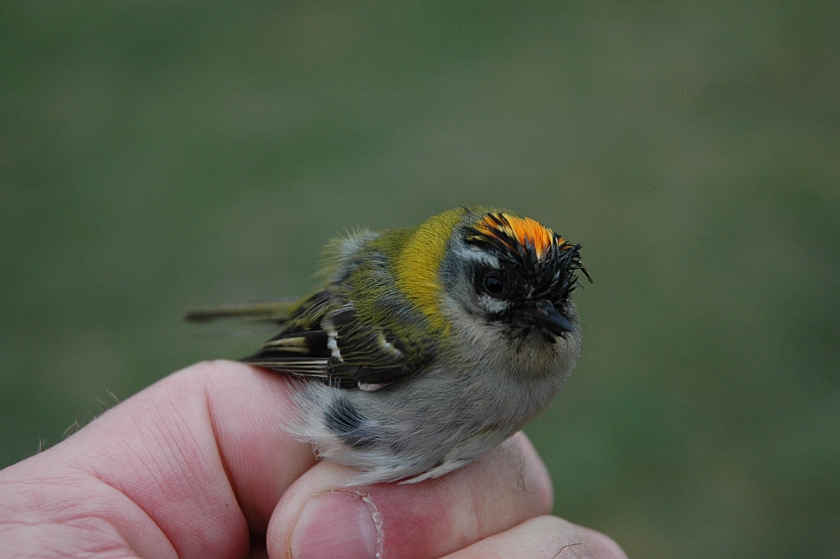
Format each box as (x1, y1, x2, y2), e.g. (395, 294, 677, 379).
(0, 360, 627, 559)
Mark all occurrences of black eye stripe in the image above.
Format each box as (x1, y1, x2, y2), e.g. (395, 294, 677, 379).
(463, 220, 590, 306)
(475, 267, 508, 299)
(482, 275, 504, 295)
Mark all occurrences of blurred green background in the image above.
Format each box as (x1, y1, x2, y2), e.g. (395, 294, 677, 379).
(1, 2, 838, 557)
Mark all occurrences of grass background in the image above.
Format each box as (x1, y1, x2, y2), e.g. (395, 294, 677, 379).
(1, 2, 838, 557)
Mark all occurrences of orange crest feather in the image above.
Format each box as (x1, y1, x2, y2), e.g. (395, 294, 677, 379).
(474, 214, 561, 258)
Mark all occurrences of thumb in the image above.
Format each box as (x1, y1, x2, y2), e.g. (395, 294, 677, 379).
(267, 432, 553, 559)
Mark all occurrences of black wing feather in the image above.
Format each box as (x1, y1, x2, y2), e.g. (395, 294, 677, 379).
(241, 291, 423, 389)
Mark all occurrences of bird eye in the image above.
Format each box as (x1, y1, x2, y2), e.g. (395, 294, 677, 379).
(481, 274, 505, 297)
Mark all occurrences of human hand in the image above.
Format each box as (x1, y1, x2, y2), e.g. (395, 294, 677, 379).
(0, 360, 626, 558)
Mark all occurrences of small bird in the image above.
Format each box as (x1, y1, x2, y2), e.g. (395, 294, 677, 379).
(187, 206, 590, 484)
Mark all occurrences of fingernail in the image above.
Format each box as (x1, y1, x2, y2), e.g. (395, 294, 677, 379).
(291, 491, 380, 559)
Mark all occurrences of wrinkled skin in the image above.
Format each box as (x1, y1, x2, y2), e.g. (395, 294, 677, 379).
(0, 360, 626, 559)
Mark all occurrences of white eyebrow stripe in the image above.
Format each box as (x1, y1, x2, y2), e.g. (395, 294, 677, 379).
(454, 246, 501, 269)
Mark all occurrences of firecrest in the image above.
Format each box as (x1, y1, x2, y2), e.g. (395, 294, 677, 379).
(187, 206, 590, 485)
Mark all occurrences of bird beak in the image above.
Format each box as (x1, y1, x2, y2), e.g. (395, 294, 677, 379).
(533, 300, 574, 335)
